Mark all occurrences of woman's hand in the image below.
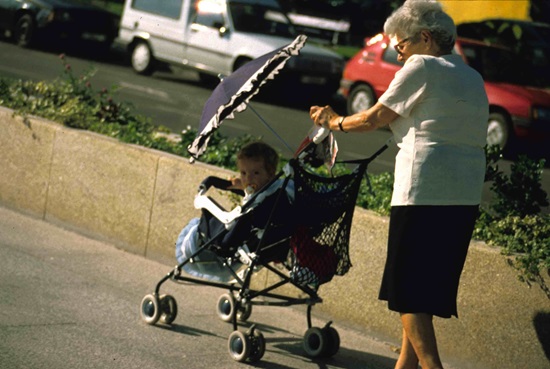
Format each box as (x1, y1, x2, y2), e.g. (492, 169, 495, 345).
(310, 105, 338, 130)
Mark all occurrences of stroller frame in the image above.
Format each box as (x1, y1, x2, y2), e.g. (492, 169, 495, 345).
(139, 139, 391, 363)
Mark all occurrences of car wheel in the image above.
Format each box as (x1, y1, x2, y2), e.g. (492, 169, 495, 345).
(347, 84, 375, 115)
(234, 57, 252, 72)
(486, 112, 511, 150)
(198, 72, 220, 87)
(14, 14, 35, 47)
(131, 41, 155, 75)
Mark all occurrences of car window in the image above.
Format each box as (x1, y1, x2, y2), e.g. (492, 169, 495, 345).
(495, 22, 523, 44)
(532, 24, 550, 42)
(194, 0, 225, 28)
(461, 43, 549, 88)
(132, 0, 183, 20)
(457, 23, 489, 40)
(229, 2, 295, 37)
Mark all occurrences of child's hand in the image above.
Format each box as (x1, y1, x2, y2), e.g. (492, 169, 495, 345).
(228, 177, 243, 190)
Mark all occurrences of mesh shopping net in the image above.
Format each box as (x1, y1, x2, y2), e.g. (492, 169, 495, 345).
(288, 160, 369, 285)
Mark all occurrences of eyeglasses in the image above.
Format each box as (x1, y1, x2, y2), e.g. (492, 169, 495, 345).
(394, 37, 411, 52)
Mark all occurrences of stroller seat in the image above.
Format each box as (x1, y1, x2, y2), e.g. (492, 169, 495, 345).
(176, 174, 296, 283)
(141, 135, 392, 364)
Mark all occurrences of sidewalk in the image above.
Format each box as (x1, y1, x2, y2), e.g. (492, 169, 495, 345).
(0, 204, 414, 369)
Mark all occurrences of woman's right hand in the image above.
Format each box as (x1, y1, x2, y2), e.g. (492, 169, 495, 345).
(310, 105, 337, 130)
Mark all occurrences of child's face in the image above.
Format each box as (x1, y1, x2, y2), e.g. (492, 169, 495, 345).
(237, 157, 273, 192)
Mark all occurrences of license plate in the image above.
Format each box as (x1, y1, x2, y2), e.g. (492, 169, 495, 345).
(82, 33, 107, 42)
(300, 75, 327, 85)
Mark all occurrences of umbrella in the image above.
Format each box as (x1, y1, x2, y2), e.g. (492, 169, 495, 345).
(187, 34, 308, 161)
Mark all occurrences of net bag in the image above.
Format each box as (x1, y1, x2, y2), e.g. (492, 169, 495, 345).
(288, 159, 368, 285)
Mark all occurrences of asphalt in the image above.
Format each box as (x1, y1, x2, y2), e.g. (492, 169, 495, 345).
(0, 205, 410, 369)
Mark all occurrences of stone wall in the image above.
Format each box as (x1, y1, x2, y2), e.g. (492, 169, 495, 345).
(1, 107, 548, 369)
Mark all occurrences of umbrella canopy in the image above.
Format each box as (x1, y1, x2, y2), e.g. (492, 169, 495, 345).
(187, 34, 308, 161)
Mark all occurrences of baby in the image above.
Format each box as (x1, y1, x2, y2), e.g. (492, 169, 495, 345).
(175, 141, 281, 282)
(229, 141, 279, 201)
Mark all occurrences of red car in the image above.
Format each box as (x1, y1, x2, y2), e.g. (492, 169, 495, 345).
(339, 34, 550, 152)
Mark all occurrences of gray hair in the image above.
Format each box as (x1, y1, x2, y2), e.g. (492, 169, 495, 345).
(384, 0, 456, 53)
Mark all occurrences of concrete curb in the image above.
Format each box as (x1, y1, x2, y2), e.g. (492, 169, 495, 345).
(1, 107, 548, 369)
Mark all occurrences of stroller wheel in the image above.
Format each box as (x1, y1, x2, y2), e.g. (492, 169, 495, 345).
(247, 328, 266, 362)
(323, 326, 340, 357)
(228, 330, 250, 362)
(303, 327, 328, 358)
(236, 301, 253, 322)
(140, 294, 160, 325)
(216, 293, 235, 322)
(159, 294, 178, 324)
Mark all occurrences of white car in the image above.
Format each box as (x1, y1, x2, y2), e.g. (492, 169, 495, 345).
(115, 0, 344, 97)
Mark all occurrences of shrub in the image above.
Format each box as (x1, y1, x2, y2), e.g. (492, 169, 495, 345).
(1, 56, 548, 298)
(356, 171, 393, 216)
(475, 147, 550, 297)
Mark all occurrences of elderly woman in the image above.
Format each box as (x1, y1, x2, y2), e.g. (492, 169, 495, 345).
(310, 1, 488, 368)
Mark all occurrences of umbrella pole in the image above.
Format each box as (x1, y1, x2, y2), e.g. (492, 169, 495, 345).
(247, 103, 295, 156)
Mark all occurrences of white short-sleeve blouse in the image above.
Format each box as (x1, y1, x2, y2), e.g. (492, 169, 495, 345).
(378, 54, 488, 206)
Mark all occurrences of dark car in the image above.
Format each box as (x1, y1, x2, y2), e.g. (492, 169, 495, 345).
(457, 19, 550, 68)
(0, 0, 119, 52)
(339, 34, 550, 153)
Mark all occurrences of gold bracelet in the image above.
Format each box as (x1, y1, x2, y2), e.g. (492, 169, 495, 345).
(338, 116, 347, 133)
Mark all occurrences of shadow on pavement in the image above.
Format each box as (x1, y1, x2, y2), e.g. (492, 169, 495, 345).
(271, 341, 396, 369)
(534, 311, 550, 361)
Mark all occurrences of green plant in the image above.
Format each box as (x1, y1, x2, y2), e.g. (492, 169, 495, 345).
(481, 214, 550, 298)
(356, 171, 394, 216)
(1, 56, 549, 299)
(475, 145, 550, 297)
(491, 156, 549, 217)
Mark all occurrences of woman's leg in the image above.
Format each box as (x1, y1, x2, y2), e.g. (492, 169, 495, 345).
(395, 327, 419, 369)
(400, 313, 443, 369)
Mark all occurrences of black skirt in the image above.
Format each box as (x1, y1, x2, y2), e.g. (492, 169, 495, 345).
(378, 205, 479, 318)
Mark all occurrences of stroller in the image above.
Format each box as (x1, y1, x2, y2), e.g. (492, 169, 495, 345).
(139, 129, 391, 363)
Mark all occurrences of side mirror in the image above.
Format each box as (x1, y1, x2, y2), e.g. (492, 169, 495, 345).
(213, 22, 227, 36)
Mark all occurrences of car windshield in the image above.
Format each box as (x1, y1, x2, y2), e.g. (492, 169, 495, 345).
(460, 43, 550, 89)
(229, 2, 296, 37)
(533, 25, 550, 43)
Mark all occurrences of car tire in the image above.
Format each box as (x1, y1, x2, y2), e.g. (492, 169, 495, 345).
(14, 14, 35, 48)
(487, 111, 512, 151)
(131, 41, 155, 75)
(347, 84, 375, 115)
(198, 72, 220, 87)
(234, 57, 252, 72)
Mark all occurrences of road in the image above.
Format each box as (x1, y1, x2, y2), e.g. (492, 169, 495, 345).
(0, 205, 407, 369)
(0, 40, 397, 173)
(0, 40, 548, 207)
